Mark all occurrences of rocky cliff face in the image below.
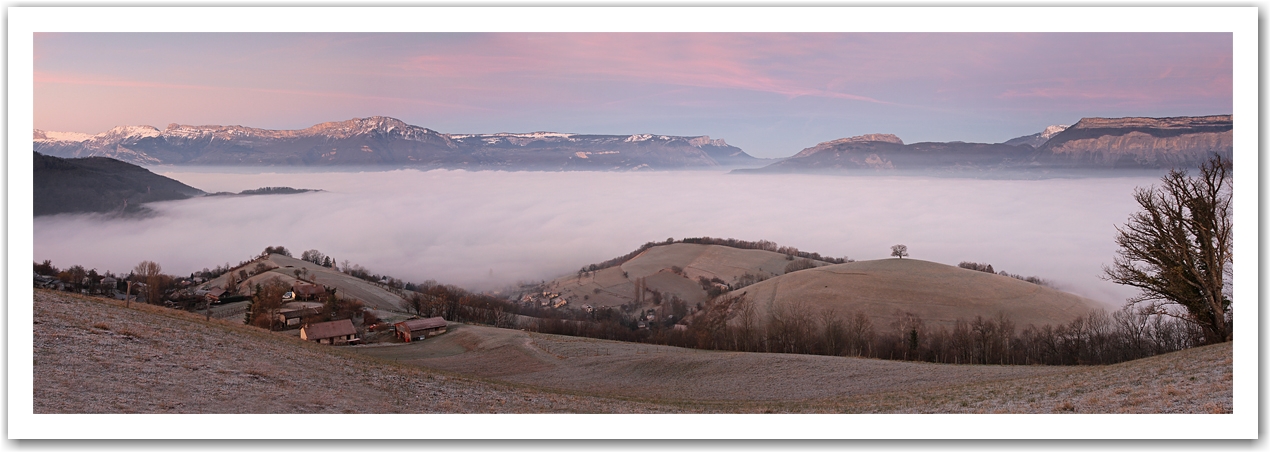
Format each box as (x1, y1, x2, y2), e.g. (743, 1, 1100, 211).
(1035, 115, 1232, 169)
(33, 117, 758, 171)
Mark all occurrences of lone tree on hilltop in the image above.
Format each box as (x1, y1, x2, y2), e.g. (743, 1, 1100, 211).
(890, 244, 908, 259)
(1104, 154, 1233, 344)
(262, 246, 290, 257)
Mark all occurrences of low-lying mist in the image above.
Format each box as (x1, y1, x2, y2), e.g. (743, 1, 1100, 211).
(33, 168, 1158, 306)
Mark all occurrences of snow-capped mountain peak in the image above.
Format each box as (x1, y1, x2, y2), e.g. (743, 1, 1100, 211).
(1040, 125, 1069, 139)
(101, 125, 162, 141)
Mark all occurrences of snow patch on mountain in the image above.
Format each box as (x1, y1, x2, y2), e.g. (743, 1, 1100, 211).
(1002, 124, 1071, 148)
(33, 130, 94, 142)
(1041, 125, 1069, 139)
(101, 125, 162, 141)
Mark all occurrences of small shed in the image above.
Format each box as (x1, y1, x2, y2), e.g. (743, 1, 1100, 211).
(394, 317, 448, 342)
(300, 319, 359, 345)
(277, 307, 322, 328)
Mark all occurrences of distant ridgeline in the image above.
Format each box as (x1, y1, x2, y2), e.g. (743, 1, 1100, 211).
(33, 152, 205, 216)
(579, 237, 850, 273)
(206, 186, 321, 196)
(33, 152, 320, 216)
(35, 114, 1231, 174)
(735, 115, 1233, 175)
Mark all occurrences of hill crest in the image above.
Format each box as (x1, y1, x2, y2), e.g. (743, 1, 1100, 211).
(726, 258, 1104, 330)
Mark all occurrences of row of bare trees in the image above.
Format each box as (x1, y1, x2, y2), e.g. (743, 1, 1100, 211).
(681, 236, 850, 264)
(517, 290, 1203, 366)
(958, 261, 1050, 286)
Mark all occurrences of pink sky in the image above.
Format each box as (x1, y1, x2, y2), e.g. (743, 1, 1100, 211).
(34, 33, 1231, 157)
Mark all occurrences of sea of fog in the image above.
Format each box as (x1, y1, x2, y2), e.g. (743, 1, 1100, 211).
(33, 169, 1162, 307)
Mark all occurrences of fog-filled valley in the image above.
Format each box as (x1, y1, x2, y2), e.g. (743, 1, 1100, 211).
(33, 168, 1161, 306)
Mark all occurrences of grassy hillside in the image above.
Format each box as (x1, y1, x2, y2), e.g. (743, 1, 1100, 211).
(547, 243, 820, 309)
(32, 289, 671, 413)
(355, 322, 1231, 413)
(33, 289, 1230, 413)
(356, 322, 1074, 402)
(729, 258, 1103, 330)
(199, 253, 409, 312)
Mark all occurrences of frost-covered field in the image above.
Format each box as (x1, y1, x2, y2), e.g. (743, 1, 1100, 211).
(32, 290, 673, 414)
(34, 169, 1156, 304)
(33, 290, 1232, 414)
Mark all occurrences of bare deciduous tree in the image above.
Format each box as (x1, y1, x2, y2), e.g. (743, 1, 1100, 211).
(890, 244, 908, 259)
(299, 249, 324, 265)
(248, 279, 289, 330)
(1103, 155, 1232, 343)
(224, 270, 240, 293)
(132, 260, 164, 304)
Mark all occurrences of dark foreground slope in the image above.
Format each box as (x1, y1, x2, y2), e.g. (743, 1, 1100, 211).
(33, 152, 204, 216)
(34, 289, 1231, 413)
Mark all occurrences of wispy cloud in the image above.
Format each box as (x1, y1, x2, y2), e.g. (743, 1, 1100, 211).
(397, 33, 894, 104)
(34, 71, 489, 113)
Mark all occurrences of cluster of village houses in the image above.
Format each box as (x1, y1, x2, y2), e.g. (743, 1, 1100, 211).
(35, 271, 449, 347)
(514, 287, 688, 331)
(519, 290, 578, 310)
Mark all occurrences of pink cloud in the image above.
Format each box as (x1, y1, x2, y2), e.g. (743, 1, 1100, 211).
(34, 71, 489, 112)
(396, 33, 893, 105)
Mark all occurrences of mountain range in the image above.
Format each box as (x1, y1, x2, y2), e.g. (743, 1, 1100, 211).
(737, 115, 1233, 175)
(34, 114, 1232, 173)
(33, 117, 759, 171)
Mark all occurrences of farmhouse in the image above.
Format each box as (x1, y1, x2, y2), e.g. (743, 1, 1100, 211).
(394, 317, 447, 342)
(203, 287, 226, 303)
(292, 281, 325, 301)
(99, 277, 117, 294)
(300, 319, 359, 345)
